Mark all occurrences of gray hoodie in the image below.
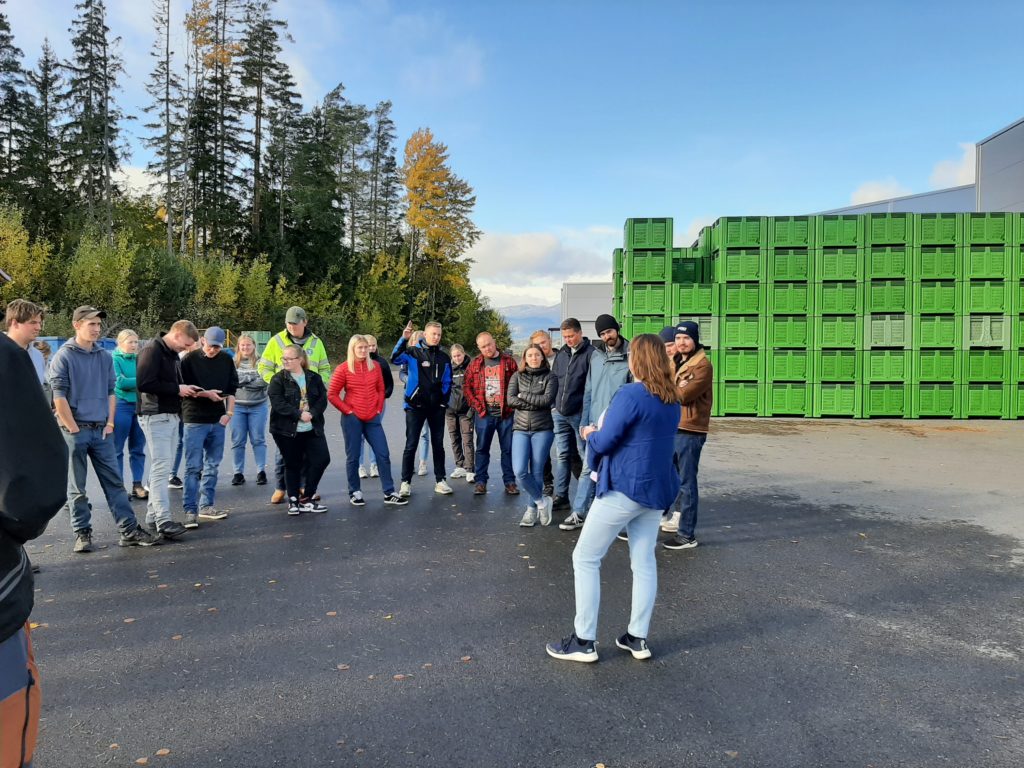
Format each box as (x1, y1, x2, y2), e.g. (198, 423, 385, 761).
(48, 340, 115, 423)
(580, 337, 631, 427)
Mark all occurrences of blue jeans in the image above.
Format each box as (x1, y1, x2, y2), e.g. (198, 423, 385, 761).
(139, 413, 179, 525)
(113, 398, 146, 483)
(418, 422, 429, 463)
(512, 430, 554, 505)
(231, 401, 268, 474)
(172, 417, 184, 476)
(553, 410, 583, 499)
(473, 413, 515, 486)
(361, 404, 387, 466)
(572, 490, 662, 641)
(571, 443, 596, 517)
(342, 413, 395, 495)
(674, 432, 706, 538)
(61, 426, 139, 534)
(183, 422, 226, 513)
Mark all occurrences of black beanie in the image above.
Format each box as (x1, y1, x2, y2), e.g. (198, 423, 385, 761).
(595, 314, 620, 335)
(676, 321, 700, 346)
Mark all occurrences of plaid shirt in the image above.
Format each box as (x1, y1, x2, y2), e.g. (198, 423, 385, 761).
(463, 352, 519, 419)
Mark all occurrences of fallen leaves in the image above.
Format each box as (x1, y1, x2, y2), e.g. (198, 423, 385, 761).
(155, 749, 171, 756)
(135, 759, 148, 765)
(383, 614, 393, 620)
(725, 751, 740, 758)
(207, 607, 218, 613)
(123, 618, 136, 624)
(392, 674, 407, 681)
(460, 655, 472, 663)
(171, 635, 183, 641)
(337, 664, 350, 671)
(326, 611, 337, 617)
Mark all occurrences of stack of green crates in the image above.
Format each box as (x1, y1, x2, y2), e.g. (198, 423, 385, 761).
(614, 213, 1024, 418)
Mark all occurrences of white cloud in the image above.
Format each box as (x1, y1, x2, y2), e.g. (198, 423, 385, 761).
(930, 142, 976, 189)
(115, 165, 158, 196)
(850, 178, 913, 205)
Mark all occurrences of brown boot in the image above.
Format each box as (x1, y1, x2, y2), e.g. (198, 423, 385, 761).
(270, 489, 286, 504)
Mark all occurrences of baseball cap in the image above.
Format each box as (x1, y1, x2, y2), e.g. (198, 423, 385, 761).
(285, 306, 307, 324)
(204, 326, 226, 347)
(73, 306, 107, 322)
(658, 325, 678, 343)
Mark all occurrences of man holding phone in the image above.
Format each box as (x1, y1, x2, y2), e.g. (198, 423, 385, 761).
(180, 326, 238, 527)
(137, 319, 202, 539)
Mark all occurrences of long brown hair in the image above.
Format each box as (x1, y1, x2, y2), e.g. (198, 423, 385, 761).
(628, 334, 682, 404)
(519, 343, 550, 372)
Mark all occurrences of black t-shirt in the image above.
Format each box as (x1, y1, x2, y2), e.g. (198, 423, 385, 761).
(180, 351, 239, 424)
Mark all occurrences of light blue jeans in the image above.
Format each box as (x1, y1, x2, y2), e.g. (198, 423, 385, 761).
(231, 401, 268, 474)
(183, 422, 226, 513)
(511, 429, 554, 506)
(572, 490, 662, 641)
(139, 413, 179, 525)
(553, 410, 583, 499)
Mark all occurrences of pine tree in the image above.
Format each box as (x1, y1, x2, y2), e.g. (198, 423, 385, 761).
(322, 84, 369, 271)
(0, 0, 25, 194)
(366, 100, 402, 257)
(63, 0, 126, 239)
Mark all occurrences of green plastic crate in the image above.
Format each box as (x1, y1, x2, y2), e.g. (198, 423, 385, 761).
(720, 349, 763, 381)
(817, 216, 863, 248)
(716, 248, 765, 282)
(911, 383, 960, 418)
(769, 217, 814, 248)
(626, 249, 670, 282)
(866, 280, 910, 313)
(717, 282, 765, 314)
(962, 280, 1011, 314)
(812, 382, 862, 417)
(1015, 384, 1024, 419)
(765, 382, 812, 416)
(719, 381, 761, 415)
(862, 383, 910, 417)
(817, 247, 862, 280)
(963, 245, 1012, 280)
(768, 349, 810, 380)
(865, 213, 913, 246)
(963, 213, 1012, 245)
(961, 349, 1009, 382)
(811, 349, 859, 382)
(865, 314, 911, 348)
(963, 315, 1011, 349)
(917, 246, 959, 280)
(915, 214, 961, 246)
(673, 283, 714, 314)
(1016, 246, 1024, 280)
(813, 315, 861, 349)
(768, 282, 812, 314)
(1016, 315, 1024, 349)
(721, 315, 763, 348)
(915, 314, 958, 348)
(961, 383, 1009, 418)
(713, 217, 765, 250)
(672, 256, 702, 284)
(815, 281, 862, 314)
(624, 284, 669, 315)
(240, 330, 272, 356)
(768, 248, 813, 282)
(695, 227, 714, 257)
(914, 349, 958, 381)
(864, 349, 911, 381)
(625, 218, 673, 250)
(1012, 350, 1024, 381)
(613, 248, 624, 273)
(1017, 280, 1024, 315)
(866, 246, 911, 279)
(623, 315, 668, 338)
(675, 315, 717, 348)
(767, 315, 810, 348)
(915, 281, 959, 314)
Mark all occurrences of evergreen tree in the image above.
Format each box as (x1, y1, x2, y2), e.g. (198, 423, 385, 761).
(366, 100, 402, 257)
(323, 85, 369, 267)
(0, 0, 24, 194)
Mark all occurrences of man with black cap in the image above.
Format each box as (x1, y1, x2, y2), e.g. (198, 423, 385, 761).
(180, 326, 238, 527)
(661, 320, 713, 550)
(48, 306, 161, 552)
(559, 314, 630, 530)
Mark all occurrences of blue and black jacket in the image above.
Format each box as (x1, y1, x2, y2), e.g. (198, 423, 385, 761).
(390, 337, 452, 411)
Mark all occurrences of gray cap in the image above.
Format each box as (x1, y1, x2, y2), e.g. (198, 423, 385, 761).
(73, 306, 107, 322)
(286, 306, 307, 324)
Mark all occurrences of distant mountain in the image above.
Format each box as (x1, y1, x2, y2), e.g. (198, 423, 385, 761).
(497, 303, 561, 341)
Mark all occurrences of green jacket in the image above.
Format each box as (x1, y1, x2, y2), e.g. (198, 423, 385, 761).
(112, 349, 139, 403)
(258, 329, 331, 384)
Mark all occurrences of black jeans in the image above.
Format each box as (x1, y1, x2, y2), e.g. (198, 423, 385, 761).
(272, 431, 331, 500)
(403, 407, 446, 482)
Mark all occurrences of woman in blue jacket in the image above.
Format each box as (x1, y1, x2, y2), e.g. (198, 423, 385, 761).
(546, 334, 681, 663)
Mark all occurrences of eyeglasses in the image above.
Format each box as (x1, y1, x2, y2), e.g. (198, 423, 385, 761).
(283, 356, 300, 362)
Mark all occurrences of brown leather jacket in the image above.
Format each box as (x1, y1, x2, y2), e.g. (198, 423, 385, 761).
(675, 348, 713, 433)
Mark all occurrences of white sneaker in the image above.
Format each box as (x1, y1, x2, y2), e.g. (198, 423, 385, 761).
(358, 466, 368, 479)
(660, 510, 681, 533)
(450, 467, 467, 479)
(399, 481, 411, 498)
(417, 461, 428, 476)
(369, 463, 379, 478)
(537, 496, 553, 526)
(434, 480, 453, 495)
(465, 472, 475, 483)
(520, 506, 538, 527)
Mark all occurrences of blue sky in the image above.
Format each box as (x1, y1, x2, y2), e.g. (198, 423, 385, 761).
(9, 0, 1024, 306)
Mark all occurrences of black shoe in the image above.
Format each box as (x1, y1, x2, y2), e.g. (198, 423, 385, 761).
(256, 471, 268, 485)
(616, 530, 628, 542)
(119, 526, 161, 547)
(287, 497, 302, 516)
(231, 473, 245, 486)
(73, 530, 93, 553)
(551, 496, 570, 511)
(168, 476, 184, 490)
(545, 632, 598, 663)
(157, 520, 188, 538)
(131, 482, 149, 500)
(615, 632, 652, 660)
(542, 483, 554, 497)
(349, 491, 365, 507)
(383, 493, 408, 506)
(663, 534, 698, 551)
(301, 498, 327, 513)
(30, 563, 41, 574)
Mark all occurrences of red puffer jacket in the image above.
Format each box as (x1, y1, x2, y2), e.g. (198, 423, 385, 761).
(327, 360, 385, 421)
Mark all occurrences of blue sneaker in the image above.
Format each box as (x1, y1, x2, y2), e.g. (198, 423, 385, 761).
(546, 632, 598, 663)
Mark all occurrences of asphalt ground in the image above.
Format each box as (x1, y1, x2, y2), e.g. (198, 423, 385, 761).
(25, 412, 1024, 768)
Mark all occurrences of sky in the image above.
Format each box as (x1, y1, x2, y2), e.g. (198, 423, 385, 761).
(7, 0, 1024, 308)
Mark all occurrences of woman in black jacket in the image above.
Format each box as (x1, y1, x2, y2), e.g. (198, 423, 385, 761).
(508, 344, 556, 527)
(445, 344, 475, 483)
(268, 345, 331, 515)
